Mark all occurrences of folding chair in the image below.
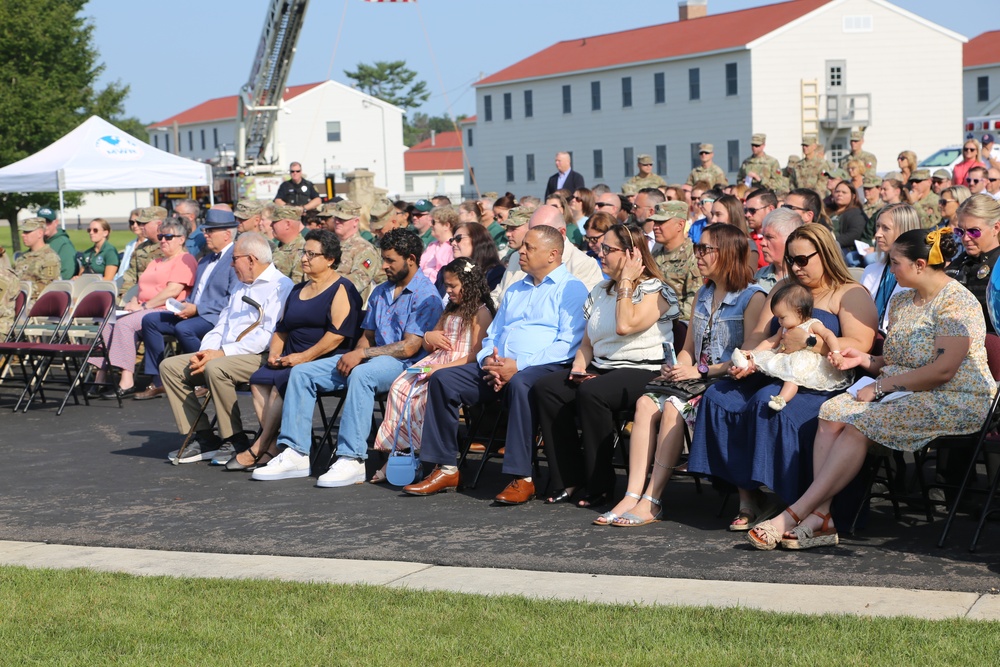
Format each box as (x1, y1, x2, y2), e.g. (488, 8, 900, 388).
(0, 290, 72, 390)
(14, 290, 119, 415)
(312, 389, 388, 476)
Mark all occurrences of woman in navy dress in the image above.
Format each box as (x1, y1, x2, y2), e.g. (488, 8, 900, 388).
(226, 230, 362, 470)
(687, 224, 878, 529)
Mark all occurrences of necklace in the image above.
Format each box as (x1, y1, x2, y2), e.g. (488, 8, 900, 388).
(913, 281, 948, 306)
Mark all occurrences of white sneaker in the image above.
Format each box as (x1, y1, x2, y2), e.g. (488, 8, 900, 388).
(251, 448, 310, 481)
(316, 457, 366, 488)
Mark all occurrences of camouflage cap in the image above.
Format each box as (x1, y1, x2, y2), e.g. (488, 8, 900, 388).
(648, 201, 689, 222)
(368, 197, 395, 229)
(801, 135, 818, 146)
(823, 167, 849, 180)
(909, 168, 931, 181)
(19, 217, 47, 232)
(751, 133, 766, 145)
(698, 143, 714, 153)
(481, 192, 499, 200)
(636, 154, 653, 165)
(621, 182, 639, 196)
(233, 199, 264, 219)
(849, 130, 865, 141)
(273, 205, 302, 222)
(787, 155, 801, 165)
(932, 169, 952, 181)
(862, 174, 882, 188)
(320, 199, 362, 220)
(883, 171, 903, 182)
(505, 206, 532, 227)
(136, 206, 169, 223)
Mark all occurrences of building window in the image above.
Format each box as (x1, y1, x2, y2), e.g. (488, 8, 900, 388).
(829, 142, 846, 164)
(727, 140, 740, 173)
(979, 76, 990, 103)
(188, 131, 193, 152)
(505, 155, 514, 183)
(842, 15, 873, 32)
(623, 147, 634, 178)
(689, 143, 700, 169)
(654, 72, 665, 104)
(503, 92, 512, 120)
(655, 145, 667, 176)
(466, 128, 473, 147)
(526, 154, 535, 182)
(484, 95, 493, 122)
(165, 134, 171, 153)
(689, 68, 700, 101)
(326, 121, 341, 142)
(591, 81, 601, 111)
(212, 128, 218, 148)
(153, 134, 158, 149)
(725, 63, 738, 96)
(621, 77, 632, 108)
(562, 85, 572, 114)
(593, 149, 604, 179)
(524, 90, 533, 118)
(405, 175, 414, 192)
(200, 129, 205, 150)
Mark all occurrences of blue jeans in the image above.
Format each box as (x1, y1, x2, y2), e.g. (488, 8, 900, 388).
(276, 354, 406, 458)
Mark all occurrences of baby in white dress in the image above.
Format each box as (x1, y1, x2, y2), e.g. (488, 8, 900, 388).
(731, 283, 851, 411)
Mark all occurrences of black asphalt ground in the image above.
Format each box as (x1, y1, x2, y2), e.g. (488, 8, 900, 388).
(1, 385, 998, 594)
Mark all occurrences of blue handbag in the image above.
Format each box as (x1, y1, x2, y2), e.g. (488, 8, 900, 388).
(385, 380, 424, 487)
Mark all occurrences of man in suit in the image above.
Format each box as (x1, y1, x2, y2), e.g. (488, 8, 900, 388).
(134, 208, 242, 400)
(544, 152, 585, 199)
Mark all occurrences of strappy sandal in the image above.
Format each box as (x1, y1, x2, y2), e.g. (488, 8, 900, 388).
(748, 508, 801, 551)
(225, 447, 271, 472)
(593, 491, 640, 526)
(370, 466, 388, 484)
(611, 494, 663, 528)
(781, 510, 839, 550)
(729, 495, 765, 532)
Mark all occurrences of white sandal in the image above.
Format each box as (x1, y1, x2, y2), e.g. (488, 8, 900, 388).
(593, 491, 640, 526)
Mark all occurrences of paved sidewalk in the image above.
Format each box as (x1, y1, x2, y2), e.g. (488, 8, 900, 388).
(1, 540, 998, 621)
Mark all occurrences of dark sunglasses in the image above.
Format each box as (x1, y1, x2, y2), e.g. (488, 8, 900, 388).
(750, 144, 762, 148)
(781, 203, 809, 213)
(448, 234, 467, 245)
(744, 206, 766, 216)
(290, 169, 302, 173)
(966, 178, 983, 185)
(938, 199, 955, 207)
(128, 220, 139, 227)
(87, 228, 103, 233)
(963, 147, 977, 152)
(693, 243, 718, 257)
(584, 233, 605, 244)
(955, 228, 983, 239)
(157, 234, 180, 241)
(785, 250, 818, 267)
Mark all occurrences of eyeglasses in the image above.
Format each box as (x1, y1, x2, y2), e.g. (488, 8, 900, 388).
(964, 147, 977, 152)
(448, 234, 467, 245)
(301, 250, 323, 260)
(785, 251, 819, 267)
(966, 178, 983, 185)
(290, 169, 302, 173)
(599, 243, 624, 256)
(230, 254, 250, 265)
(699, 151, 711, 155)
(781, 203, 809, 213)
(157, 234, 180, 241)
(697, 199, 715, 207)
(955, 228, 984, 239)
(939, 199, 955, 207)
(584, 233, 605, 244)
(128, 220, 139, 227)
(693, 243, 718, 257)
(744, 206, 766, 216)
(991, 179, 1000, 183)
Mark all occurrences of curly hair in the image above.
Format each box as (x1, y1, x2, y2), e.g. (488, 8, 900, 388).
(379, 228, 423, 263)
(438, 257, 496, 329)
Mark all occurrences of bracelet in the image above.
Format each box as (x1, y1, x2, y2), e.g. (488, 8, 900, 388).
(831, 350, 841, 355)
(873, 378, 885, 400)
(616, 288, 633, 301)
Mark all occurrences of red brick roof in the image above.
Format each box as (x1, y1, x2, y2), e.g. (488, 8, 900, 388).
(966, 30, 1000, 68)
(476, 0, 830, 86)
(405, 131, 463, 172)
(148, 82, 323, 128)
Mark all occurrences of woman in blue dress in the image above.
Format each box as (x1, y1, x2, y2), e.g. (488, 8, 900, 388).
(226, 230, 363, 470)
(687, 224, 878, 530)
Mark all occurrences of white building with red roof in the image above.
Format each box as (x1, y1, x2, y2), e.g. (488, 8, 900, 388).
(465, 0, 964, 195)
(964, 30, 1000, 120)
(403, 130, 465, 201)
(148, 80, 406, 195)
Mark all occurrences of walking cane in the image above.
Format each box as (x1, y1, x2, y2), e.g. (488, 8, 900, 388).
(172, 296, 263, 464)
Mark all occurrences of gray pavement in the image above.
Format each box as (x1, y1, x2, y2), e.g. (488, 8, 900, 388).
(1, 385, 999, 607)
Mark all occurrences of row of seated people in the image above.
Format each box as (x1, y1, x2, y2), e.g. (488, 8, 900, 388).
(108, 195, 1000, 553)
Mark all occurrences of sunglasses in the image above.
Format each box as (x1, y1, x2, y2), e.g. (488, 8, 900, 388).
(967, 178, 983, 185)
(128, 220, 139, 227)
(570, 195, 582, 202)
(744, 206, 766, 216)
(939, 199, 955, 207)
(785, 251, 818, 267)
(964, 147, 977, 152)
(751, 144, 762, 148)
(693, 243, 718, 257)
(290, 169, 302, 173)
(954, 228, 983, 239)
(87, 228, 103, 233)
(157, 234, 180, 241)
(448, 234, 467, 245)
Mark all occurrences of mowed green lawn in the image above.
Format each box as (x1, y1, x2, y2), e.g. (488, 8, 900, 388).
(0, 566, 994, 665)
(0, 228, 136, 256)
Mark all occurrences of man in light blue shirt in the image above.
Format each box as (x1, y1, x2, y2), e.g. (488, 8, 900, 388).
(404, 225, 588, 504)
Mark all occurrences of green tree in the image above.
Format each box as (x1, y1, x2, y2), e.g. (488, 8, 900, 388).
(344, 60, 430, 114)
(0, 0, 135, 252)
(403, 112, 469, 148)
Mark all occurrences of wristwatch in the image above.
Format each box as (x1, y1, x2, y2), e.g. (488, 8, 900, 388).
(697, 362, 709, 379)
(805, 334, 817, 349)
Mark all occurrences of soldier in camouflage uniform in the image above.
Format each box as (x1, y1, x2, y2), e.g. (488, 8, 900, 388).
(861, 173, 883, 222)
(839, 129, 878, 174)
(686, 143, 728, 188)
(319, 199, 379, 297)
(13, 218, 62, 294)
(648, 201, 701, 320)
(270, 205, 306, 283)
(737, 133, 784, 191)
(791, 135, 832, 198)
(625, 154, 667, 191)
(0, 264, 19, 339)
(908, 169, 942, 229)
(367, 197, 397, 286)
(233, 199, 265, 235)
(119, 206, 167, 297)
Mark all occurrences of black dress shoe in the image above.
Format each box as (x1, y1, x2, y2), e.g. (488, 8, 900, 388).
(577, 490, 613, 509)
(102, 386, 139, 400)
(85, 386, 103, 399)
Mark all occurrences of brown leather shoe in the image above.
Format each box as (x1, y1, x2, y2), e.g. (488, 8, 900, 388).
(403, 468, 459, 496)
(133, 385, 165, 401)
(494, 478, 535, 505)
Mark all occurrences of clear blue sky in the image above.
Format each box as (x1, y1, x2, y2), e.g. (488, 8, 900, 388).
(85, 0, 999, 125)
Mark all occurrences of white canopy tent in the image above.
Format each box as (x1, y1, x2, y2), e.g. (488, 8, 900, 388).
(0, 115, 213, 225)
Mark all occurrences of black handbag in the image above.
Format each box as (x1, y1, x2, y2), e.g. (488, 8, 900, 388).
(644, 376, 720, 402)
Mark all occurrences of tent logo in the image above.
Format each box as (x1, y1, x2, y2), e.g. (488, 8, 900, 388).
(95, 134, 144, 160)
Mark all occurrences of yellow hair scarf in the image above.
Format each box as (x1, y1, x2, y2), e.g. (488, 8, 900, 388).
(925, 227, 952, 266)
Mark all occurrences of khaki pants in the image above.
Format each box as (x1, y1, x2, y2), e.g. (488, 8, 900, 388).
(160, 352, 265, 439)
